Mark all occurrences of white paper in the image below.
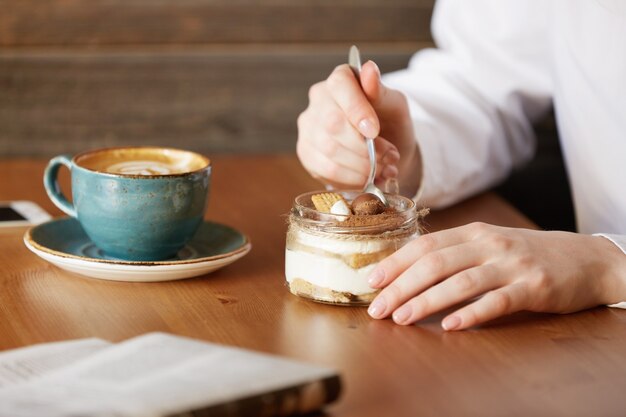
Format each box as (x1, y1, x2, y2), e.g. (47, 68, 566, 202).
(0, 338, 110, 388)
(0, 333, 338, 417)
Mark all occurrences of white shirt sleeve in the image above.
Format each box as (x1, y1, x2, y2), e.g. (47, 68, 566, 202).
(594, 234, 626, 309)
(383, 0, 553, 209)
(382, 0, 626, 309)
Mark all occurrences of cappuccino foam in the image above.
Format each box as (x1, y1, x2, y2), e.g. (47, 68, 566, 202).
(76, 147, 209, 175)
(106, 160, 188, 175)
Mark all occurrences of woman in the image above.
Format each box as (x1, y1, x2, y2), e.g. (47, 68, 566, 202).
(296, 0, 626, 330)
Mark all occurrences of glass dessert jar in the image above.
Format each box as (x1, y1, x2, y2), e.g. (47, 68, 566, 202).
(285, 190, 421, 305)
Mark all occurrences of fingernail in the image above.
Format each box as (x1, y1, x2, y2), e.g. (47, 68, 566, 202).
(382, 164, 398, 179)
(442, 315, 462, 331)
(370, 60, 381, 77)
(358, 119, 378, 139)
(392, 305, 412, 325)
(367, 268, 384, 287)
(368, 298, 387, 319)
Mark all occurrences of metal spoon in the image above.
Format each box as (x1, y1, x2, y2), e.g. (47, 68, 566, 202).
(348, 45, 388, 205)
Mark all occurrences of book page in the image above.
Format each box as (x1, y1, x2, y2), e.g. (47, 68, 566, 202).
(0, 333, 340, 417)
(0, 338, 110, 388)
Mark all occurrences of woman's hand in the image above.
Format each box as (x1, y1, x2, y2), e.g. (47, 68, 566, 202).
(296, 61, 422, 196)
(367, 222, 626, 330)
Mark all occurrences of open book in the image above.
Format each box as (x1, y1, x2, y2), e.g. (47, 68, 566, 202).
(0, 333, 341, 417)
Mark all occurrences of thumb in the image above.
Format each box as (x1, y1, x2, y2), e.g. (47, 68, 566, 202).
(360, 60, 412, 146)
(361, 60, 392, 112)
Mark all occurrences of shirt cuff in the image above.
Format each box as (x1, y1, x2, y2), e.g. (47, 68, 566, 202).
(594, 233, 626, 255)
(594, 234, 626, 309)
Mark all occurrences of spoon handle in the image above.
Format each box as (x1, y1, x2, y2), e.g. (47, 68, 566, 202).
(349, 45, 388, 205)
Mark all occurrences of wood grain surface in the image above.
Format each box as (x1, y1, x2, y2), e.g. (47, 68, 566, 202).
(0, 0, 435, 156)
(1, 155, 625, 417)
(0, 0, 434, 46)
(0, 45, 423, 157)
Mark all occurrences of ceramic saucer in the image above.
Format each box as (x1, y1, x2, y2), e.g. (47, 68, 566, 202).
(24, 218, 251, 282)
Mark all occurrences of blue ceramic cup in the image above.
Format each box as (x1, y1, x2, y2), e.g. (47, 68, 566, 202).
(44, 147, 211, 261)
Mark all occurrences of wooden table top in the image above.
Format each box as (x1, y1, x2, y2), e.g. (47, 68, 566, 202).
(1, 155, 625, 417)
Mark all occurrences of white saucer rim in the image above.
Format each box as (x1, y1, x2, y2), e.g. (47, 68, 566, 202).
(24, 239, 251, 282)
(23, 218, 251, 267)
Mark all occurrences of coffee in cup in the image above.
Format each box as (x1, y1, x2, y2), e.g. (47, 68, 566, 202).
(44, 146, 211, 261)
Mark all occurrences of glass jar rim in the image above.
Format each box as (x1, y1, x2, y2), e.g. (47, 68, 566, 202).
(291, 190, 417, 234)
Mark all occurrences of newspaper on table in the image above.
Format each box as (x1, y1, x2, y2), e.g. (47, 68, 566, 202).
(0, 333, 341, 417)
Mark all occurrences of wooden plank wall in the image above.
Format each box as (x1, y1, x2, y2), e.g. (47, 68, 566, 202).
(0, 0, 434, 157)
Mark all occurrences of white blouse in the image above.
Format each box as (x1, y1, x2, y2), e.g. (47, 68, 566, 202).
(383, 0, 626, 307)
(384, 0, 626, 247)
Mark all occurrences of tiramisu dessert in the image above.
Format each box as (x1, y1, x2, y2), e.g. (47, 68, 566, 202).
(285, 190, 425, 305)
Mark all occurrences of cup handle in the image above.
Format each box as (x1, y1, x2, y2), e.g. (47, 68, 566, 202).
(43, 154, 77, 217)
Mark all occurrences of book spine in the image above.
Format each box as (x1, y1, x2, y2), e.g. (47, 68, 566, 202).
(168, 374, 341, 417)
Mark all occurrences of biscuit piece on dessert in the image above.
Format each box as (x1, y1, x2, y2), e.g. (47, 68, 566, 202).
(311, 192, 348, 213)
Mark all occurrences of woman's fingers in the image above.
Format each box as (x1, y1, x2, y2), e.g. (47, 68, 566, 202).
(363, 224, 621, 330)
(301, 88, 369, 156)
(299, 85, 402, 186)
(391, 264, 502, 325)
(297, 138, 368, 187)
(442, 282, 530, 331)
(310, 93, 400, 169)
(368, 241, 487, 319)
(326, 64, 380, 138)
(298, 71, 406, 187)
(375, 138, 400, 180)
(368, 226, 481, 289)
(367, 223, 529, 326)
